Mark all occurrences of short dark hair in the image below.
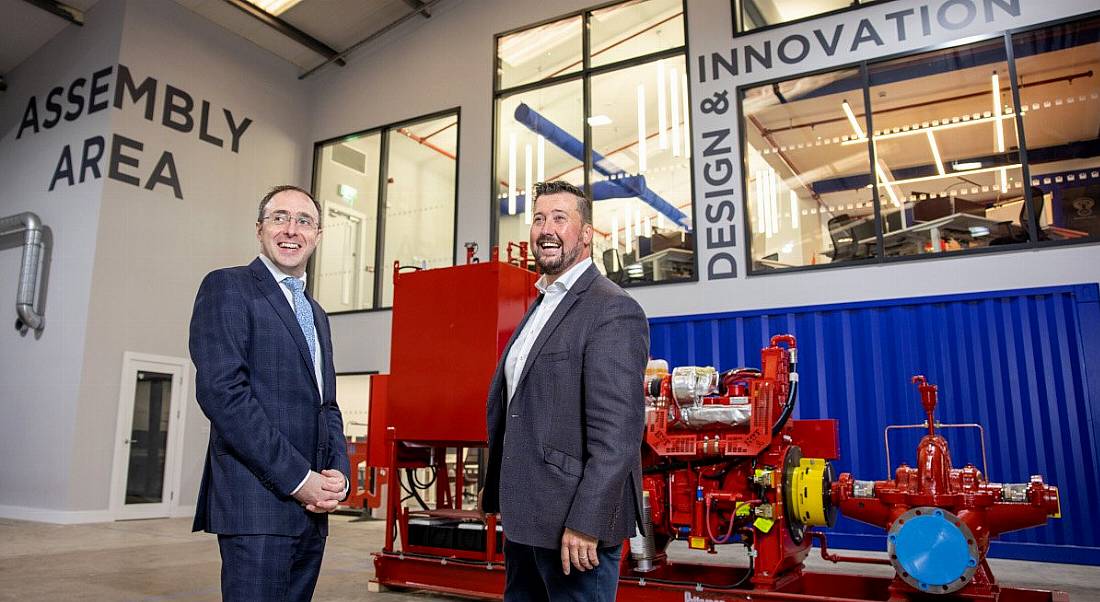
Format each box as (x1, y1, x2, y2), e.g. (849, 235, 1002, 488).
(533, 181, 591, 225)
(257, 185, 322, 226)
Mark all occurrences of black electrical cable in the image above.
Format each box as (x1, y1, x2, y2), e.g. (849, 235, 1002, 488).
(410, 466, 437, 489)
(644, 455, 736, 475)
(401, 469, 429, 510)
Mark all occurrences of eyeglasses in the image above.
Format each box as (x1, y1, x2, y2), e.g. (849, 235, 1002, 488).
(261, 211, 319, 231)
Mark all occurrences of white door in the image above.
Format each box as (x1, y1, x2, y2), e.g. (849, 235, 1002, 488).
(110, 352, 188, 520)
(315, 201, 372, 311)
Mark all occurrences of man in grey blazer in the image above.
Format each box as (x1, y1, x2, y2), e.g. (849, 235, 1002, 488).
(482, 180, 649, 601)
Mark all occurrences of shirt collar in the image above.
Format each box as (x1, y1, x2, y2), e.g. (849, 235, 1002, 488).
(258, 254, 308, 289)
(535, 257, 592, 295)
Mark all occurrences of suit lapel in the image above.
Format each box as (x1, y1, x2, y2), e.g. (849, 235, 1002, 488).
(249, 258, 319, 391)
(512, 264, 599, 395)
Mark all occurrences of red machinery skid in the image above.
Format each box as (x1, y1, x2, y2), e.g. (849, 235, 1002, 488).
(365, 257, 1066, 601)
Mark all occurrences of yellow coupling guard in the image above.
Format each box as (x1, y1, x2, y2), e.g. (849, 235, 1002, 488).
(790, 458, 830, 527)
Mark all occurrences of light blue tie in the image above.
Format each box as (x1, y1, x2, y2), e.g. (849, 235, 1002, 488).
(282, 276, 317, 365)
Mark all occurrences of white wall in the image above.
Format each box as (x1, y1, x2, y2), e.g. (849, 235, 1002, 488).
(311, 0, 1100, 373)
(0, 0, 125, 518)
(0, 0, 310, 519)
(68, 0, 313, 512)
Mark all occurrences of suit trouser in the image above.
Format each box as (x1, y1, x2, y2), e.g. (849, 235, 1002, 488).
(504, 539, 622, 602)
(217, 520, 326, 602)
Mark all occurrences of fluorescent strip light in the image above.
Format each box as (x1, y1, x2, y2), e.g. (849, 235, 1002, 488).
(875, 161, 902, 208)
(669, 66, 681, 158)
(624, 207, 633, 253)
(507, 133, 517, 215)
(842, 100, 865, 139)
(637, 84, 647, 174)
(536, 135, 545, 185)
(657, 215, 666, 230)
(769, 170, 779, 236)
(999, 167, 1009, 193)
(611, 214, 619, 251)
(953, 161, 983, 170)
(524, 144, 533, 225)
(839, 113, 1014, 146)
(992, 72, 1005, 153)
(755, 170, 766, 234)
(644, 215, 652, 238)
(888, 163, 1022, 187)
(587, 115, 612, 127)
(634, 208, 642, 237)
(790, 189, 799, 229)
(681, 72, 692, 159)
(657, 61, 668, 150)
(245, 0, 302, 16)
(926, 131, 946, 176)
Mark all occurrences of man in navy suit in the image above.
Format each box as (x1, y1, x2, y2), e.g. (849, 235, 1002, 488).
(190, 185, 350, 601)
(482, 181, 649, 601)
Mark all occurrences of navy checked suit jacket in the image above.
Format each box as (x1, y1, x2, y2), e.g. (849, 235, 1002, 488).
(189, 257, 349, 536)
(482, 263, 649, 549)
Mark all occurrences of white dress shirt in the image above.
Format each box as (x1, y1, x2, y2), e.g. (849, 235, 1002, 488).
(505, 257, 593, 403)
(257, 255, 345, 498)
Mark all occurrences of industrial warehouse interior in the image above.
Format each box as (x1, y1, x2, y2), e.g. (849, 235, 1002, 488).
(2, 0, 1099, 600)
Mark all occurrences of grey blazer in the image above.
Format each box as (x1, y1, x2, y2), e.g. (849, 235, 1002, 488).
(482, 263, 649, 549)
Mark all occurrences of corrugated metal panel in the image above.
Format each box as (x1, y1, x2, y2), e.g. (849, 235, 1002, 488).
(649, 284, 1100, 565)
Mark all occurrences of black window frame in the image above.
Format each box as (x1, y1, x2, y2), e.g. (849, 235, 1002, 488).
(308, 107, 461, 314)
(490, 0, 700, 289)
(730, 0, 901, 37)
(738, 11, 1100, 277)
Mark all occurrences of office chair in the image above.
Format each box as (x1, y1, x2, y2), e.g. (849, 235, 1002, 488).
(603, 248, 625, 284)
(827, 214, 862, 261)
(990, 187, 1048, 245)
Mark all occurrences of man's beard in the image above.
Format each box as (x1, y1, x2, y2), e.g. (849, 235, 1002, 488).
(534, 238, 582, 276)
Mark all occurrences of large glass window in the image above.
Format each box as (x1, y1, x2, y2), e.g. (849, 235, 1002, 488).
(1012, 16, 1100, 244)
(734, 0, 883, 33)
(312, 111, 459, 311)
(742, 15, 1100, 274)
(743, 67, 877, 268)
(494, 0, 695, 286)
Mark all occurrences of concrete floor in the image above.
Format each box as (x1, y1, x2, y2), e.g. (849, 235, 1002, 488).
(0, 515, 1096, 601)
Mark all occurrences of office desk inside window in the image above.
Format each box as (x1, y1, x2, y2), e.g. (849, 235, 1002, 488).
(633, 248, 693, 281)
(859, 212, 1002, 252)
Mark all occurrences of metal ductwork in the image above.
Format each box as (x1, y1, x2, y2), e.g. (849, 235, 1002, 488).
(0, 212, 49, 334)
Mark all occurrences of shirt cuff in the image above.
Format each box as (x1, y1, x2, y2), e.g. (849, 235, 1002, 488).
(341, 472, 350, 500)
(290, 471, 311, 496)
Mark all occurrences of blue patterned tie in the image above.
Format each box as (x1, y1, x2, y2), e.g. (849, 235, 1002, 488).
(282, 276, 317, 364)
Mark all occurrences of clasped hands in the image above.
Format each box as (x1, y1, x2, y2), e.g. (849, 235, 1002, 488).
(292, 469, 345, 513)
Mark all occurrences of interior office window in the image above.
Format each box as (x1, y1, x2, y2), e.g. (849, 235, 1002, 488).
(590, 0, 684, 68)
(380, 114, 459, 307)
(1012, 16, 1100, 244)
(314, 134, 381, 312)
(496, 80, 584, 255)
(493, 0, 693, 286)
(742, 67, 877, 269)
(312, 111, 458, 312)
(497, 15, 582, 90)
(591, 56, 694, 282)
(865, 39, 1028, 256)
(735, 0, 852, 32)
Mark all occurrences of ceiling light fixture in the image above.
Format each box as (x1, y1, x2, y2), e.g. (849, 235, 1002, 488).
(636, 85, 648, 174)
(587, 115, 612, 126)
(926, 131, 946, 176)
(842, 100, 865, 139)
(244, 0, 303, 16)
(953, 161, 983, 170)
(839, 112, 1014, 146)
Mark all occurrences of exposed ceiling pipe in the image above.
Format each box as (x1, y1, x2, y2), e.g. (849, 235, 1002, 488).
(513, 102, 691, 229)
(0, 212, 49, 334)
(223, 0, 346, 66)
(299, 0, 447, 80)
(20, 0, 83, 26)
